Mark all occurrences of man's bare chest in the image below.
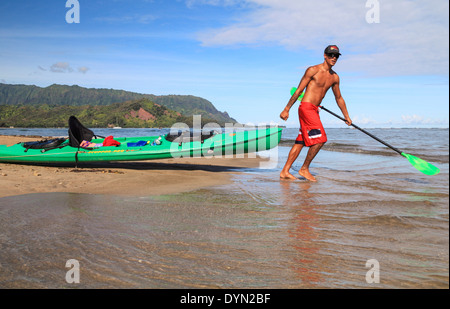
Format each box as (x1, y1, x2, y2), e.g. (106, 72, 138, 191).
(311, 72, 335, 89)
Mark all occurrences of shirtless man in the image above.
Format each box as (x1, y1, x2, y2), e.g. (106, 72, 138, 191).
(279, 45, 352, 181)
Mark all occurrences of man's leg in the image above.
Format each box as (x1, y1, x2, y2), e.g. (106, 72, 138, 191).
(299, 142, 324, 182)
(280, 143, 304, 180)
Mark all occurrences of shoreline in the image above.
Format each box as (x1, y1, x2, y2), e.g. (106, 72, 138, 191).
(0, 135, 267, 198)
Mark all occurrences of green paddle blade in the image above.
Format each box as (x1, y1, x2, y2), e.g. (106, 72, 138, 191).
(290, 87, 304, 100)
(401, 152, 440, 175)
(290, 87, 296, 96)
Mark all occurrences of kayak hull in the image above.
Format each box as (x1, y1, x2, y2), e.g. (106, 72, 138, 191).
(0, 127, 282, 164)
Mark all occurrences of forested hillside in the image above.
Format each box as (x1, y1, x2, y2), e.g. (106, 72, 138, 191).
(0, 83, 236, 127)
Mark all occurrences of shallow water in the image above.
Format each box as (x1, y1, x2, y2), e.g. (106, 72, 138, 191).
(0, 128, 448, 288)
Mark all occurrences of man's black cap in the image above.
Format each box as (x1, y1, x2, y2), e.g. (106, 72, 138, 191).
(324, 45, 341, 55)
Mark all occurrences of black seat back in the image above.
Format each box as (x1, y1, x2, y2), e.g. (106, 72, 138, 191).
(68, 116, 95, 147)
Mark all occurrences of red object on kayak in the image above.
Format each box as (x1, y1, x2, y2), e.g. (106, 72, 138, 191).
(103, 136, 121, 146)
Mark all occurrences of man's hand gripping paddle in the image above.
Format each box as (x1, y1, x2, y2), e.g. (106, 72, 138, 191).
(290, 87, 440, 176)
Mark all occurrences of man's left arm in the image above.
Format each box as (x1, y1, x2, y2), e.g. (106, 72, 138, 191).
(332, 76, 352, 126)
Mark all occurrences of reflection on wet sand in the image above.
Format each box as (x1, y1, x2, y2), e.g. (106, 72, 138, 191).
(280, 181, 323, 285)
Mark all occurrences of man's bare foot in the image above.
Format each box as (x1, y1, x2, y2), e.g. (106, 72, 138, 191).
(280, 171, 298, 180)
(299, 169, 317, 182)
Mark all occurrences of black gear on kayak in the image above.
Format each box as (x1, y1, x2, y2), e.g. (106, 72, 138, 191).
(22, 138, 67, 153)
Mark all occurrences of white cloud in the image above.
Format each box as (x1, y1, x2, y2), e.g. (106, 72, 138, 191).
(352, 115, 376, 125)
(196, 0, 449, 76)
(401, 114, 423, 124)
(43, 62, 89, 74)
(95, 14, 158, 24)
(401, 114, 448, 127)
(78, 66, 90, 74)
(185, 0, 244, 8)
(50, 62, 73, 73)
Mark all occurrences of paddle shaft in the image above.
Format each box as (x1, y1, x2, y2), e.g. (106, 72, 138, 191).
(319, 105, 404, 155)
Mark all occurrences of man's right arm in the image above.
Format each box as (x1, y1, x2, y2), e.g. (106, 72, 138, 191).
(280, 67, 315, 121)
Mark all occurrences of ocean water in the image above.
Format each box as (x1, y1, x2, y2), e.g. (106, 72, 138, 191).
(0, 127, 448, 288)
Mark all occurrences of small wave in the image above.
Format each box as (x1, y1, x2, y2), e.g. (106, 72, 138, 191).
(399, 149, 449, 164)
(323, 142, 398, 157)
(279, 139, 397, 157)
(355, 214, 416, 228)
(280, 139, 449, 164)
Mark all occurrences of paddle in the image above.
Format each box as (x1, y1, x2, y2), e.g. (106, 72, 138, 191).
(289, 87, 440, 176)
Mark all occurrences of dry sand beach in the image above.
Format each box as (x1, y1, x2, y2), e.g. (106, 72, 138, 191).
(0, 135, 266, 198)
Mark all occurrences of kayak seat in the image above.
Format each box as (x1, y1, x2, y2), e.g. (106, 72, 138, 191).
(68, 116, 103, 148)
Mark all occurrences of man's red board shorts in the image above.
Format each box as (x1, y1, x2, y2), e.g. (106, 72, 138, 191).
(295, 102, 328, 147)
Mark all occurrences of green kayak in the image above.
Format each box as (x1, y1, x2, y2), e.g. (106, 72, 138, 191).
(0, 127, 282, 164)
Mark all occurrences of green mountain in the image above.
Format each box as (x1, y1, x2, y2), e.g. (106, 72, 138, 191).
(0, 83, 236, 127)
(0, 98, 227, 128)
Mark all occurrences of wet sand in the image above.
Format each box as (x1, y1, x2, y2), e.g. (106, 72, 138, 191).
(0, 135, 266, 198)
(1, 132, 448, 289)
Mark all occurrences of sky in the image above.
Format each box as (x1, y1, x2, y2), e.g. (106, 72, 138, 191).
(0, 0, 448, 128)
